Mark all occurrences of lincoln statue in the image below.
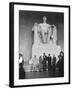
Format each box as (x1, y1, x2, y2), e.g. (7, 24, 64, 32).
(32, 16, 61, 59)
(32, 16, 57, 45)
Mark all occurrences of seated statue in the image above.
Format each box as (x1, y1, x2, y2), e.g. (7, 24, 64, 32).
(32, 16, 57, 45)
(32, 16, 61, 60)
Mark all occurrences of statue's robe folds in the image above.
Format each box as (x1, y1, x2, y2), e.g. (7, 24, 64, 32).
(32, 23, 40, 45)
(52, 26, 57, 44)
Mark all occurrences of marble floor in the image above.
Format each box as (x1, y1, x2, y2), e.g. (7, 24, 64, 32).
(19, 69, 64, 79)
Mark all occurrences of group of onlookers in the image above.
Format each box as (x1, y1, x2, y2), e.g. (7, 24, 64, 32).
(30, 51, 64, 73)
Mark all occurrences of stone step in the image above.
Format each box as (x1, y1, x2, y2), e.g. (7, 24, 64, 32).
(23, 65, 31, 72)
(23, 61, 31, 72)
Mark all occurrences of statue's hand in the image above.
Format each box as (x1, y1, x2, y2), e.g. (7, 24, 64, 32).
(53, 24, 56, 29)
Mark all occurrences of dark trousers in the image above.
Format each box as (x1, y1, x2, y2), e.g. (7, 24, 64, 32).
(43, 62, 46, 71)
(48, 63, 51, 70)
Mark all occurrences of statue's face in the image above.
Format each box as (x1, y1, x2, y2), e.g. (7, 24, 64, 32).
(43, 16, 47, 23)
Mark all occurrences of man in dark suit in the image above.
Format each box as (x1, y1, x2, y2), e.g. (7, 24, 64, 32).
(19, 54, 25, 79)
(47, 54, 52, 71)
(52, 54, 56, 71)
(42, 53, 47, 71)
(57, 51, 64, 76)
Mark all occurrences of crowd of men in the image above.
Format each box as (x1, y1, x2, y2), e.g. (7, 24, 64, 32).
(30, 51, 64, 73)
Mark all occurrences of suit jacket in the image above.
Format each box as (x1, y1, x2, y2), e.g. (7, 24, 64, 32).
(47, 56, 51, 65)
(42, 55, 47, 64)
(52, 57, 56, 65)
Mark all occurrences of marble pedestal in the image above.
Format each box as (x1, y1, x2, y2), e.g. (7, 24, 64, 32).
(32, 42, 61, 61)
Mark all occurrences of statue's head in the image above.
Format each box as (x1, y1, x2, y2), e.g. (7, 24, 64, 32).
(43, 16, 47, 23)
